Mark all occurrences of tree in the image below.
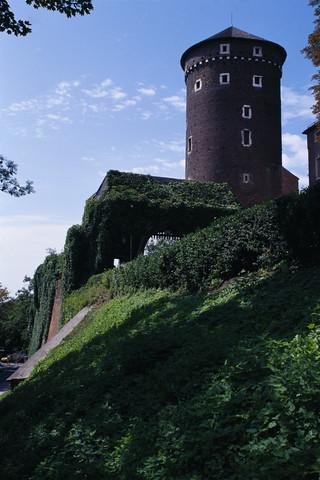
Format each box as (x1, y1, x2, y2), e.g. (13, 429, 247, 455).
(0, 155, 34, 196)
(303, 0, 320, 116)
(0, 277, 34, 352)
(0, 283, 9, 304)
(0, 0, 94, 36)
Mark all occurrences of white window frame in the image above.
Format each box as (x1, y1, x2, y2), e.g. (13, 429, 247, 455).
(241, 129, 252, 147)
(242, 173, 250, 183)
(253, 75, 263, 87)
(219, 43, 230, 55)
(253, 46, 262, 57)
(194, 79, 202, 92)
(316, 155, 320, 179)
(242, 105, 252, 119)
(219, 72, 230, 85)
(187, 136, 192, 154)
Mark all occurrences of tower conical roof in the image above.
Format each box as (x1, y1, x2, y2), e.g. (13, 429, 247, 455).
(180, 26, 286, 68)
(208, 26, 265, 41)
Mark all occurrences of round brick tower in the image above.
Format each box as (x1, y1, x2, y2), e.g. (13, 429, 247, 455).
(181, 26, 287, 206)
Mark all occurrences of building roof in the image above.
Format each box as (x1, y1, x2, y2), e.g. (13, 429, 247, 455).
(302, 121, 319, 135)
(282, 166, 299, 181)
(180, 25, 287, 69)
(209, 26, 265, 41)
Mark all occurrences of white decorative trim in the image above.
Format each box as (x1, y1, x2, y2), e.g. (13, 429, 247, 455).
(219, 43, 230, 54)
(242, 173, 250, 183)
(194, 78, 202, 92)
(253, 46, 263, 57)
(253, 75, 263, 87)
(242, 105, 252, 119)
(219, 72, 230, 84)
(241, 129, 252, 147)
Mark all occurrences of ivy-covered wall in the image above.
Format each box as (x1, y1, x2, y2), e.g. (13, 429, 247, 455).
(28, 253, 63, 355)
(29, 171, 238, 352)
(63, 171, 239, 292)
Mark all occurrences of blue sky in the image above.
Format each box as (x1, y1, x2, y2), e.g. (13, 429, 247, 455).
(0, 0, 316, 294)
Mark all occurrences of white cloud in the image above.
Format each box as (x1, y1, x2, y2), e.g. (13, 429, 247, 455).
(112, 99, 138, 112)
(281, 86, 314, 123)
(137, 87, 156, 97)
(110, 88, 127, 101)
(132, 165, 161, 175)
(83, 78, 113, 98)
(154, 138, 185, 153)
(282, 132, 309, 188)
(162, 90, 186, 112)
(141, 111, 152, 120)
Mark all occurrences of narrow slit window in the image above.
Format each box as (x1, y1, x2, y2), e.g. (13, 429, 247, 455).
(194, 79, 202, 92)
(242, 173, 250, 183)
(253, 46, 262, 57)
(314, 130, 320, 142)
(188, 136, 192, 154)
(242, 105, 252, 119)
(219, 43, 230, 54)
(220, 73, 230, 85)
(241, 129, 252, 147)
(253, 75, 263, 87)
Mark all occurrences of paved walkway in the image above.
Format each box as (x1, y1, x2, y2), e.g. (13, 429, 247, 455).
(8, 306, 92, 387)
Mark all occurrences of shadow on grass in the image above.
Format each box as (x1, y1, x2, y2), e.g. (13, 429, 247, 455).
(0, 265, 320, 479)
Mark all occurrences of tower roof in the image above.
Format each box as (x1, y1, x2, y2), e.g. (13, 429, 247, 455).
(208, 26, 265, 41)
(180, 25, 287, 68)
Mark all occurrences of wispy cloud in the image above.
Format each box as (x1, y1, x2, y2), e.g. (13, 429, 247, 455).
(162, 89, 186, 112)
(153, 138, 185, 153)
(137, 86, 156, 97)
(281, 86, 314, 123)
(282, 132, 308, 188)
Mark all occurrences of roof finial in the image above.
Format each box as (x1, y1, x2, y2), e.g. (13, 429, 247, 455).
(231, 12, 234, 26)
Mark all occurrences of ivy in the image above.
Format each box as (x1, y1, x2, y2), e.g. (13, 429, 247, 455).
(63, 171, 238, 292)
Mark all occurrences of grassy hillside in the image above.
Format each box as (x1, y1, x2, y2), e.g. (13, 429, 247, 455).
(1, 263, 320, 479)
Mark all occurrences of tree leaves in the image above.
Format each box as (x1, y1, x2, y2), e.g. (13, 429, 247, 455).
(0, 0, 93, 36)
(0, 155, 34, 197)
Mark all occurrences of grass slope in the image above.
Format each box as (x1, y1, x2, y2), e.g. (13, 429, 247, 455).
(1, 265, 320, 479)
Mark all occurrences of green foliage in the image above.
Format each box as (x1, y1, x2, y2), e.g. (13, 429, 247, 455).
(0, 155, 33, 196)
(62, 270, 111, 325)
(28, 252, 63, 355)
(109, 202, 285, 294)
(109, 183, 320, 296)
(0, 0, 93, 36)
(0, 282, 33, 352)
(63, 170, 238, 293)
(1, 265, 320, 478)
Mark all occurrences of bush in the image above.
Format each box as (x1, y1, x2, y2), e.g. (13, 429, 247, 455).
(109, 184, 320, 296)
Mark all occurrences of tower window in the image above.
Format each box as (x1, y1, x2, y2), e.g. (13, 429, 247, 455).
(316, 155, 320, 179)
(219, 43, 230, 54)
(253, 75, 263, 87)
(187, 136, 192, 154)
(242, 105, 252, 119)
(242, 173, 250, 183)
(194, 79, 202, 92)
(314, 130, 320, 142)
(253, 46, 263, 57)
(241, 129, 252, 147)
(219, 73, 230, 84)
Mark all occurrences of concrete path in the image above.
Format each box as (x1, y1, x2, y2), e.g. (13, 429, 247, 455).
(7, 306, 92, 387)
